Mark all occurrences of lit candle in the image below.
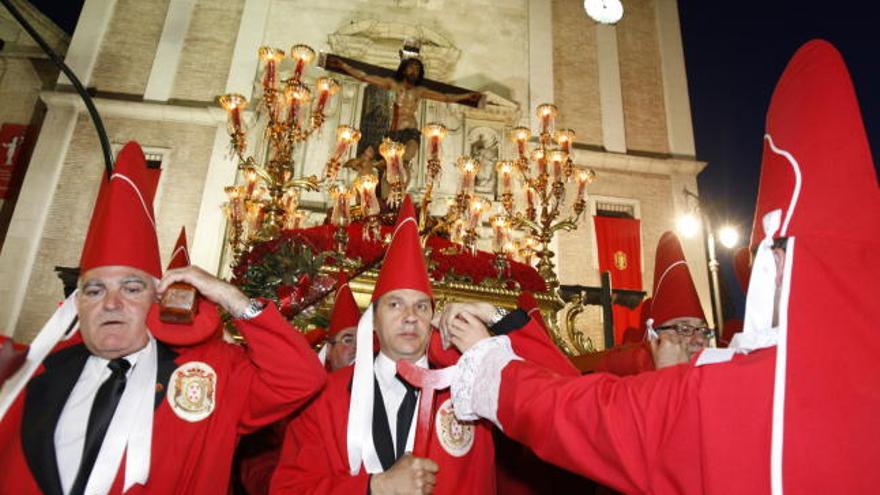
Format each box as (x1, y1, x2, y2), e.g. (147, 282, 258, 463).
(289, 44, 316, 82)
(283, 210, 305, 230)
(549, 150, 567, 183)
(536, 103, 558, 135)
(526, 185, 537, 210)
(258, 47, 284, 91)
(243, 166, 259, 197)
(314, 77, 340, 115)
(531, 148, 547, 176)
(421, 122, 448, 162)
(468, 198, 487, 230)
(219, 93, 248, 135)
(379, 139, 406, 185)
(555, 128, 575, 154)
(285, 84, 311, 128)
(281, 190, 299, 215)
(330, 186, 352, 227)
(357, 174, 380, 216)
(456, 157, 480, 195)
(450, 219, 465, 245)
(245, 200, 265, 235)
(496, 160, 514, 195)
(575, 167, 595, 200)
(510, 126, 531, 158)
(491, 215, 510, 252)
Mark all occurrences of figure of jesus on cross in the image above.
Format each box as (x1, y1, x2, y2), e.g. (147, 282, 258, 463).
(322, 39, 483, 199)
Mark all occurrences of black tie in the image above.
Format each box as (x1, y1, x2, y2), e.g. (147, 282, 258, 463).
(69, 357, 131, 495)
(395, 378, 418, 460)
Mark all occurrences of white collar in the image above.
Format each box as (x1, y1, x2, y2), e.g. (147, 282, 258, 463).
(374, 351, 428, 386)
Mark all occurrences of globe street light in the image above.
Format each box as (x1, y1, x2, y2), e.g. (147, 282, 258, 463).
(676, 189, 739, 340)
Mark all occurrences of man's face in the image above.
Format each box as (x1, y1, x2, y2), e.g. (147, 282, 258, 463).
(403, 61, 421, 83)
(656, 316, 711, 359)
(76, 265, 155, 359)
(327, 326, 357, 371)
(373, 289, 432, 362)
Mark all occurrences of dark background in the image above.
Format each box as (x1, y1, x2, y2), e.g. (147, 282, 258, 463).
(678, 1, 879, 318)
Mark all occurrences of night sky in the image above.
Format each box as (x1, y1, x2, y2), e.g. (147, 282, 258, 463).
(678, 1, 879, 317)
(18, 1, 880, 320)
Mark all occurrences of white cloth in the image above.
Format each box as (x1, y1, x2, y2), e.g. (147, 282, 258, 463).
(696, 209, 786, 367)
(55, 335, 157, 494)
(55, 341, 144, 493)
(346, 304, 428, 475)
(374, 352, 426, 454)
(0, 291, 79, 421)
(451, 336, 521, 429)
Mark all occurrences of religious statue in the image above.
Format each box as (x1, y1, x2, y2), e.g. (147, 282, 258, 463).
(321, 39, 483, 200)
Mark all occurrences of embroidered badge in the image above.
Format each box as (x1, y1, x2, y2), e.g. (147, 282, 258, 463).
(435, 398, 474, 457)
(167, 361, 216, 422)
(613, 250, 628, 270)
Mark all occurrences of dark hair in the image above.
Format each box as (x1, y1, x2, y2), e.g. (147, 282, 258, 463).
(395, 58, 424, 84)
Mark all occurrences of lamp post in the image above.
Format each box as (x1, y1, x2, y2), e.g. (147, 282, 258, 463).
(677, 188, 739, 340)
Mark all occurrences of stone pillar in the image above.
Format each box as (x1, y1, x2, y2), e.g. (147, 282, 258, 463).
(595, 24, 626, 153)
(655, 0, 695, 157)
(528, 0, 554, 129)
(143, 0, 198, 101)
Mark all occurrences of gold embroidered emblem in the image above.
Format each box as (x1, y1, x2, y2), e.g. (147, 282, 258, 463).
(613, 250, 628, 270)
(435, 398, 474, 457)
(167, 361, 216, 422)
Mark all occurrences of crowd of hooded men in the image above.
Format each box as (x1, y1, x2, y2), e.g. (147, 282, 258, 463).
(0, 39, 877, 495)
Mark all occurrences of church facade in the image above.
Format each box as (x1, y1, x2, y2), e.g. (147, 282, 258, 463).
(0, 0, 710, 347)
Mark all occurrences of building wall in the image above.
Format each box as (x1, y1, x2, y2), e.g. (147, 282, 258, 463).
(170, 0, 244, 102)
(616, 0, 669, 154)
(91, 0, 170, 95)
(14, 115, 216, 342)
(550, 0, 602, 146)
(3, 0, 709, 344)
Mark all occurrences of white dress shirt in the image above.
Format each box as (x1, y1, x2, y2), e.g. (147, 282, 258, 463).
(373, 352, 427, 455)
(55, 339, 152, 495)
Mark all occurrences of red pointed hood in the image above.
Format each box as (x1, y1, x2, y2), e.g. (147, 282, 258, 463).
(371, 195, 433, 301)
(648, 232, 705, 325)
(79, 142, 161, 278)
(329, 272, 361, 336)
(744, 40, 879, 493)
(166, 227, 190, 270)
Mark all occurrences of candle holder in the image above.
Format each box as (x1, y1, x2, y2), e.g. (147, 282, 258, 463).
(219, 43, 348, 259)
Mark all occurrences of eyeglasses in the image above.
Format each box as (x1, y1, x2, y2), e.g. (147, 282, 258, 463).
(328, 334, 356, 346)
(654, 324, 714, 338)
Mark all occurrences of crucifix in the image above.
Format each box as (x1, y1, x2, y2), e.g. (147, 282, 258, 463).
(320, 39, 483, 199)
(395, 359, 457, 457)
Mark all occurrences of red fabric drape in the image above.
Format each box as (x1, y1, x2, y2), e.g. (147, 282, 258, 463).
(594, 216, 643, 344)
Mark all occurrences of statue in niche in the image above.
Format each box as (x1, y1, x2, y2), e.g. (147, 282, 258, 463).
(467, 126, 500, 196)
(322, 38, 483, 199)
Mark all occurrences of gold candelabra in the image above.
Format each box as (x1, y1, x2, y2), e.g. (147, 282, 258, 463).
(219, 44, 367, 261)
(503, 104, 595, 287)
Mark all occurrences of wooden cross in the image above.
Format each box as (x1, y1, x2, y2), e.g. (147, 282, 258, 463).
(396, 360, 457, 457)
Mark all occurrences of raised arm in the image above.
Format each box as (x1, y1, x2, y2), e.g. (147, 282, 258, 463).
(158, 266, 327, 431)
(337, 59, 396, 90)
(419, 87, 483, 106)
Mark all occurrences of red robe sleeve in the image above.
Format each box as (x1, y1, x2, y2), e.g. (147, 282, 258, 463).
(496, 359, 703, 494)
(231, 302, 327, 433)
(270, 370, 370, 494)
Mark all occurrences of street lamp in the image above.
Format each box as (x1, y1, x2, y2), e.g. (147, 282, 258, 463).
(676, 189, 739, 339)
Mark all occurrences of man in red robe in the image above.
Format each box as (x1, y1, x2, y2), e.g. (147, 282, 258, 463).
(238, 272, 362, 495)
(586, 231, 713, 376)
(0, 142, 326, 494)
(447, 40, 880, 494)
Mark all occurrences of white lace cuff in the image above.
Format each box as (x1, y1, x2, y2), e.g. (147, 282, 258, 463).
(451, 336, 522, 429)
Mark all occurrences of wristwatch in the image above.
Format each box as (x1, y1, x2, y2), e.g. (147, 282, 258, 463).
(488, 306, 510, 327)
(238, 299, 266, 320)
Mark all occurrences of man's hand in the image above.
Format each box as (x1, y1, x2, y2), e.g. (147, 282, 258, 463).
(370, 454, 438, 495)
(157, 266, 251, 317)
(649, 331, 690, 369)
(446, 311, 491, 353)
(433, 302, 496, 350)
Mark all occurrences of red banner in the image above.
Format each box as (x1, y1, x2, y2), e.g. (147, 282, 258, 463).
(0, 124, 29, 199)
(594, 215, 643, 344)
